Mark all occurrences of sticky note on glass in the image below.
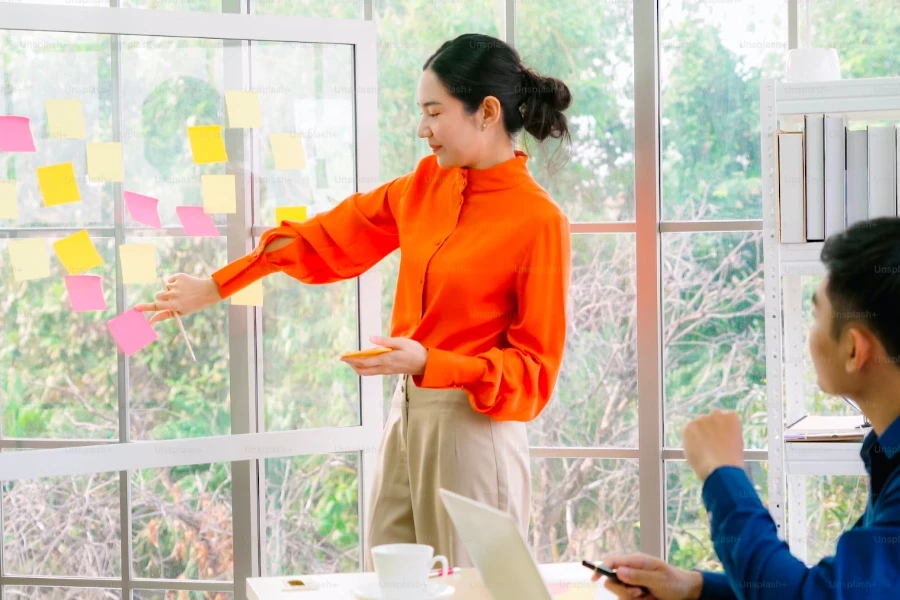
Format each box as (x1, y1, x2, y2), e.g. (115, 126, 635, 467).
(65, 275, 107, 312)
(176, 206, 220, 237)
(53, 230, 104, 274)
(188, 125, 228, 164)
(124, 191, 162, 229)
(225, 91, 261, 128)
(46, 99, 86, 139)
(275, 206, 307, 224)
(0, 116, 36, 152)
(119, 244, 157, 284)
(201, 174, 236, 214)
(231, 280, 263, 306)
(107, 308, 158, 356)
(0, 180, 18, 219)
(37, 162, 81, 207)
(8, 238, 50, 281)
(86, 142, 124, 183)
(269, 133, 306, 170)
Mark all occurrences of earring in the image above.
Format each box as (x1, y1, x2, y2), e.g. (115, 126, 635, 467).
(482, 122, 487, 129)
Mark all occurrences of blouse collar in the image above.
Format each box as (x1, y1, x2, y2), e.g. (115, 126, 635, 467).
(456, 150, 531, 193)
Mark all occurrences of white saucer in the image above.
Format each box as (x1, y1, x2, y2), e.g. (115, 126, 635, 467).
(352, 581, 454, 599)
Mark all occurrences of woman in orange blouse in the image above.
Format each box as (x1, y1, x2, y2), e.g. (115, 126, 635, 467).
(137, 33, 572, 570)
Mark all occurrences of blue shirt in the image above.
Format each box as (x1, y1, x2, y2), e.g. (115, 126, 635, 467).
(698, 416, 900, 599)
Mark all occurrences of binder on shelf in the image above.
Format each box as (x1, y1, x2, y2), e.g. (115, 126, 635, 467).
(784, 414, 870, 442)
(824, 116, 846, 237)
(778, 131, 805, 243)
(804, 115, 826, 241)
(867, 125, 897, 218)
(846, 129, 869, 227)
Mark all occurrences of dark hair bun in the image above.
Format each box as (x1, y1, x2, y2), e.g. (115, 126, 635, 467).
(520, 70, 572, 142)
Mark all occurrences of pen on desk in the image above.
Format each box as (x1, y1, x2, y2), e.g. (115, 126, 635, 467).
(160, 276, 197, 362)
(429, 567, 457, 577)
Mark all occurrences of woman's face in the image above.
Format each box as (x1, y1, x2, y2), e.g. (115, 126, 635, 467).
(416, 68, 486, 169)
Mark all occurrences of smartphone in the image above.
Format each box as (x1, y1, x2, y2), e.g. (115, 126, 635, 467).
(582, 560, 649, 594)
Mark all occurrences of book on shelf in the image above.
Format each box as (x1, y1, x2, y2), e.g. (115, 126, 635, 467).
(824, 115, 846, 237)
(784, 414, 871, 442)
(778, 131, 805, 243)
(846, 129, 869, 227)
(867, 125, 897, 219)
(805, 115, 826, 241)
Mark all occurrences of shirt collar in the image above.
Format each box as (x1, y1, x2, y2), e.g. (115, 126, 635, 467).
(455, 150, 531, 194)
(860, 415, 900, 470)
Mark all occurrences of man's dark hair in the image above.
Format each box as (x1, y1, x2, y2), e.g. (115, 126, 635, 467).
(820, 217, 900, 364)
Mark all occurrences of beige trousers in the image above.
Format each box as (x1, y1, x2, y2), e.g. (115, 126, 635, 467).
(364, 374, 530, 570)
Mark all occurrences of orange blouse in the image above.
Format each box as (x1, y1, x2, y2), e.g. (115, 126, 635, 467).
(211, 150, 571, 422)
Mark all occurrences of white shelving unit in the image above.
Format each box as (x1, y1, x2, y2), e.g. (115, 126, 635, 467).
(761, 76, 900, 563)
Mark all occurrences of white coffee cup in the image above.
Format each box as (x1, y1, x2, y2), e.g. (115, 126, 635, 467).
(371, 544, 448, 600)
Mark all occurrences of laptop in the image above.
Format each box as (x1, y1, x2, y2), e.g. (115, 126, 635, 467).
(439, 488, 554, 600)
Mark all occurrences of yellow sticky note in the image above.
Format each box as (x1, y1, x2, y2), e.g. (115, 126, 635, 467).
(45, 99, 86, 139)
(86, 142, 124, 183)
(9, 238, 50, 281)
(225, 91, 262, 128)
(202, 174, 236, 214)
(230, 280, 263, 306)
(188, 125, 229, 164)
(119, 244, 157, 284)
(275, 206, 307, 224)
(53, 230, 104, 275)
(37, 162, 81, 207)
(0, 180, 18, 219)
(269, 133, 306, 170)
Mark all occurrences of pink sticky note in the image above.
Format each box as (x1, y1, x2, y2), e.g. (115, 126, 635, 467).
(107, 308, 158, 356)
(176, 205, 220, 237)
(124, 191, 162, 229)
(64, 275, 107, 312)
(0, 116, 37, 152)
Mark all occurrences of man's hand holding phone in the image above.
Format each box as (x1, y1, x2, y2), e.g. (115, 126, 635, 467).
(583, 554, 703, 600)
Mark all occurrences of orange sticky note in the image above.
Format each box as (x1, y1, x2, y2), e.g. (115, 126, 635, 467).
(188, 125, 228, 164)
(53, 230, 104, 274)
(201, 174, 236, 214)
(275, 206, 307, 224)
(8, 238, 50, 281)
(0, 180, 18, 219)
(86, 142, 124, 183)
(37, 162, 81, 207)
(269, 133, 306, 170)
(119, 244, 157, 284)
(230, 280, 263, 306)
(225, 91, 262, 128)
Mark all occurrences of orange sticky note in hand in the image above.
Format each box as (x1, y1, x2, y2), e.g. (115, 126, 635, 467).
(340, 347, 392, 359)
(53, 230, 104, 274)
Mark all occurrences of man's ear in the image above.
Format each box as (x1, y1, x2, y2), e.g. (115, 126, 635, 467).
(846, 326, 873, 373)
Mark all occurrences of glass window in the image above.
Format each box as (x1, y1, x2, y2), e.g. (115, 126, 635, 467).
(517, 0, 636, 222)
(662, 231, 766, 449)
(660, 0, 788, 221)
(253, 0, 362, 18)
(798, 474, 870, 565)
(4, 587, 121, 600)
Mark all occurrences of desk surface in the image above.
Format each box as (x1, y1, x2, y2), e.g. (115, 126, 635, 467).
(248, 562, 615, 600)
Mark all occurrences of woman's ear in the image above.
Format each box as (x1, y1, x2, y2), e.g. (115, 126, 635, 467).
(481, 95, 503, 127)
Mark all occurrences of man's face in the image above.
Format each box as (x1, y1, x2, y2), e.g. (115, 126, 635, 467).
(809, 277, 861, 396)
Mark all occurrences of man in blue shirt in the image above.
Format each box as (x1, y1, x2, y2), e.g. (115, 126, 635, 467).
(593, 217, 900, 599)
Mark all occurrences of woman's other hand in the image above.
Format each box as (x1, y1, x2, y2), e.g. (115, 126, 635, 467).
(340, 336, 428, 376)
(134, 274, 222, 325)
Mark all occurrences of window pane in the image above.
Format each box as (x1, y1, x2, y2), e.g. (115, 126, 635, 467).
(265, 452, 360, 575)
(122, 0, 219, 11)
(3, 588, 120, 600)
(800, 0, 900, 79)
(0, 31, 113, 226)
(662, 232, 766, 449)
(529, 458, 639, 563)
(374, 0, 503, 181)
(254, 0, 362, 18)
(253, 42, 357, 228)
(133, 591, 232, 600)
(530, 234, 637, 447)
(660, 0, 787, 220)
(121, 36, 227, 229)
(666, 460, 768, 570)
(797, 474, 869, 565)
(0, 237, 118, 440)
(132, 462, 233, 580)
(517, 0, 635, 222)
(2, 469, 121, 577)
(262, 273, 359, 432)
(126, 237, 230, 441)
